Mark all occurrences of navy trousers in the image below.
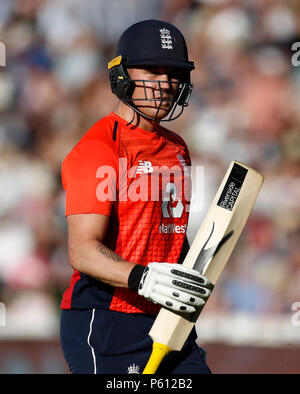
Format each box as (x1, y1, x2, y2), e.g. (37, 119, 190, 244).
(60, 308, 211, 374)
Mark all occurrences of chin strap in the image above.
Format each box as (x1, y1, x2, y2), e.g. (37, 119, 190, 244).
(126, 111, 136, 126)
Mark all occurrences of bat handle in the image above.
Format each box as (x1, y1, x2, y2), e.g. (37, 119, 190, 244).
(143, 343, 172, 374)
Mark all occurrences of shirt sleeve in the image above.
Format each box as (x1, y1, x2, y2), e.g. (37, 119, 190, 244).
(62, 139, 119, 217)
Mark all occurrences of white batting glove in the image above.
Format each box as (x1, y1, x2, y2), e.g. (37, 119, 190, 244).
(137, 262, 212, 313)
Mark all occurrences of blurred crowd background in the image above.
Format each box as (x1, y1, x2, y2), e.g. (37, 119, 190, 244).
(0, 0, 300, 373)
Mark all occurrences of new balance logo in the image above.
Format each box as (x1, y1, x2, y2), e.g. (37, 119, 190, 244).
(136, 160, 153, 175)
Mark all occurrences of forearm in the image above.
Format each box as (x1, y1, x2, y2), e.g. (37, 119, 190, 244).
(68, 239, 136, 288)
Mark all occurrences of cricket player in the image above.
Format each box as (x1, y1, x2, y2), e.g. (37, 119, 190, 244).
(60, 19, 212, 374)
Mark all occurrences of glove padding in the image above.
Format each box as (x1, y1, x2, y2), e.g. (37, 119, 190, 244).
(138, 262, 212, 313)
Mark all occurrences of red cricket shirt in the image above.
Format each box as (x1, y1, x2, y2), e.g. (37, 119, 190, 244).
(61, 112, 191, 314)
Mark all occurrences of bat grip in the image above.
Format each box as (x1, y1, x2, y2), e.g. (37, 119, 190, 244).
(143, 343, 171, 374)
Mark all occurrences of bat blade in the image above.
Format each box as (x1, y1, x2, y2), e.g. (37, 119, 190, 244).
(143, 161, 264, 374)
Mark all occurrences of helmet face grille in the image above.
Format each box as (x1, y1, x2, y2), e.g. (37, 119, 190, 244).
(122, 79, 193, 122)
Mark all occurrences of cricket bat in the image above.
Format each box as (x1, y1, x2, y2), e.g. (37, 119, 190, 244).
(143, 160, 264, 374)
